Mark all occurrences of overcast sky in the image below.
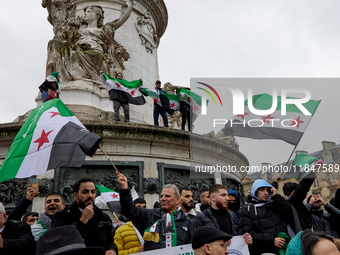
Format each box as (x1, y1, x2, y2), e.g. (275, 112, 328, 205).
(2, 1, 340, 167)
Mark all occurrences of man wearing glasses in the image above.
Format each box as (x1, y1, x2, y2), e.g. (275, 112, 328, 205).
(192, 226, 232, 255)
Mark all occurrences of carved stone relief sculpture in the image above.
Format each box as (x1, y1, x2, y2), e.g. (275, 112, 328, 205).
(135, 12, 159, 53)
(42, 0, 134, 86)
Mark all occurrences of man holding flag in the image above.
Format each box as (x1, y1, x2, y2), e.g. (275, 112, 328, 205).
(100, 71, 146, 122)
(140, 80, 180, 127)
(117, 173, 193, 251)
(152, 80, 168, 127)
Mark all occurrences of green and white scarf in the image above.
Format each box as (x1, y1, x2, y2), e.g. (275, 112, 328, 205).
(143, 208, 181, 248)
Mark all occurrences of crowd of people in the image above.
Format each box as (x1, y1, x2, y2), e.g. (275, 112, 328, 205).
(1, 169, 340, 254)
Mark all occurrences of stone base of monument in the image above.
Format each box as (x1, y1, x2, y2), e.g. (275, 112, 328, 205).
(0, 121, 248, 212)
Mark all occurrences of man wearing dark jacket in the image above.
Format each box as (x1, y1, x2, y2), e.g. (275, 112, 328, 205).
(306, 191, 340, 238)
(153, 80, 169, 127)
(281, 171, 316, 230)
(51, 177, 117, 255)
(192, 184, 252, 246)
(240, 179, 297, 255)
(194, 188, 211, 214)
(227, 190, 241, 219)
(179, 186, 196, 218)
(0, 202, 35, 255)
(7, 185, 39, 222)
(117, 173, 193, 251)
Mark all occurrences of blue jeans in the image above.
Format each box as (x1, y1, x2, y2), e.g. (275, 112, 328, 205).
(41, 90, 48, 103)
(154, 104, 168, 127)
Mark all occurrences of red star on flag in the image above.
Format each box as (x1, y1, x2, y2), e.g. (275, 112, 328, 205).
(237, 112, 249, 120)
(49, 111, 61, 118)
(166, 235, 171, 240)
(290, 116, 305, 128)
(34, 130, 54, 151)
(262, 114, 275, 124)
(115, 82, 121, 88)
(154, 98, 159, 103)
(170, 103, 175, 108)
(111, 193, 119, 199)
(166, 243, 171, 247)
(187, 98, 191, 104)
(193, 106, 199, 112)
(131, 91, 135, 96)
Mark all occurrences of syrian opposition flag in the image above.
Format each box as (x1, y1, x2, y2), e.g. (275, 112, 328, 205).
(96, 184, 121, 213)
(0, 99, 101, 183)
(101, 72, 146, 105)
(164, 93, 180, 113)
(141, 88, 180, 115)
(285, 153, 323, 180)
(177, 88, 202, 121)
(141, 88, 162, 106)
(222, 93, 320, 145)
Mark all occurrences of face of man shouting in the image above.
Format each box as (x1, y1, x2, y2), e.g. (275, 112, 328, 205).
(73, 181, 96, 210)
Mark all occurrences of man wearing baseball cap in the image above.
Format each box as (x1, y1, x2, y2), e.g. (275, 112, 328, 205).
(192, 226, 232, 255)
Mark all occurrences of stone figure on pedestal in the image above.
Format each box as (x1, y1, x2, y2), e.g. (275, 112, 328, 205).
(43, 0, 134, 86)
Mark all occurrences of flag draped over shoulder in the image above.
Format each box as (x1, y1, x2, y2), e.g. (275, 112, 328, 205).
(223, 93, 321, 145)
(177, 88, 202, 120)
(101, 72, 146, 105)
(0, 99, 101, 183)
(285, 153, 323, 180)
(96, 184, 121, 213)
(141, 88, 180, 115)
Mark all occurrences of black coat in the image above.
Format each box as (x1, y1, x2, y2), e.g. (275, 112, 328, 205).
(120, 189, 193, 251)
(1, 220, 35, 255)
(239, 194, 294, 255)
(306, 203, 340, 238)
(7, 197, 32, 221)
(51, 201, 117, 253)
(191, 207, 242, 235)
(286, 173, 315, 230)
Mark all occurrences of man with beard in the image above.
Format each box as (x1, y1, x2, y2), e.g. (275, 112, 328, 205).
(31, 192, 65, 241)
(194, 188, 211, 214)
(179, 186, 196, 218)
(192, 184, 252, 246)
(51, 177, 117, 255)
(306, 191, 340, 238)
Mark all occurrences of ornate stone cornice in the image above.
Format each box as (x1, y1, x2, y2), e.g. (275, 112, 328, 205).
(138, 0, 168, 39)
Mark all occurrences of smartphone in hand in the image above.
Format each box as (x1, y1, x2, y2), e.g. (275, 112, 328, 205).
(30, 178, 39, 193)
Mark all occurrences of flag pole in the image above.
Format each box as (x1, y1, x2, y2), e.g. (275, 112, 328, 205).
(284, 100, 322, 168)
(112, 211, 119, 222)
(285, 144, 298, 166)
(100, 147, 120, 174)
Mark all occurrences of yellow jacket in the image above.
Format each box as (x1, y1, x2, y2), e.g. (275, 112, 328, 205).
(114, 221, 142, 255)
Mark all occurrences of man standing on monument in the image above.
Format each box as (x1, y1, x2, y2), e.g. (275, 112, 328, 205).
(51, 177, 117, 255)
(112, 73, 130, 122)
(154, 80, 168, 127)
(39, 72, 61, 103)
